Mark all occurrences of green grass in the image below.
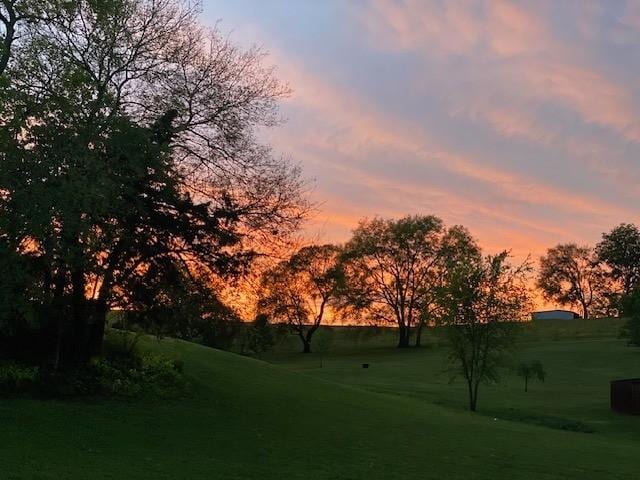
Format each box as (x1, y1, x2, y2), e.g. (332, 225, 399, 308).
(1, 319, 639, 479)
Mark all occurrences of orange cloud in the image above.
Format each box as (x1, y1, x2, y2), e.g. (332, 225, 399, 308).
(269, 52, 639, 243)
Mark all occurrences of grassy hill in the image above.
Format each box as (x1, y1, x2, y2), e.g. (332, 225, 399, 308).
(1, 318, 639, 479)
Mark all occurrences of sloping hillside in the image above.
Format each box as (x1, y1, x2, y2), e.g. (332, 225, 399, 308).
(1, 333, 638, 479)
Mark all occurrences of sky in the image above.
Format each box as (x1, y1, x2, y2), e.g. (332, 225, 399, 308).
(201, 1, 640, 271)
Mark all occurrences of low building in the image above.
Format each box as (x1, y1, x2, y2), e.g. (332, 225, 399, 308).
(531, 310, 580, 320)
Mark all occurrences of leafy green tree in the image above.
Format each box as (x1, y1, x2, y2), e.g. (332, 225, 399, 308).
(259, 245, 342, 353)
(0, 0, 309, 367)
(437, 251, 532, 411)
(516, 360, 546, 392)
(596, 223, 640, 297)
(537, 244, 609, 319)
(340, 215, 446, 348)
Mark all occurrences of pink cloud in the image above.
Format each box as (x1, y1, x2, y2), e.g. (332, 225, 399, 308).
(360, 1, 640, 143)
(268, 54, 639, 254)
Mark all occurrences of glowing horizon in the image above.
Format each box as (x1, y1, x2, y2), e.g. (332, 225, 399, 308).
(201, 1, 640, 312)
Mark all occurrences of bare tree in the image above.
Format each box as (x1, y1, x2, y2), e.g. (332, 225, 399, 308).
(537, 244, 609, 319)
(259, 245, 342, 353)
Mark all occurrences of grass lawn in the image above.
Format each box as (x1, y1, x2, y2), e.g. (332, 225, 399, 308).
(1, 318, 639, 479)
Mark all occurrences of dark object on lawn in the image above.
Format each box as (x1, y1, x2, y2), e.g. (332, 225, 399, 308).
(362, 363, 369, 369)
(610, 378, 640, 415)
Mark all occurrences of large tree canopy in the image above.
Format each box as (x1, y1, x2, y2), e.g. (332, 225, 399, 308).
(259, 244, 342, 353)
(537, 244, 609, 319)
(596, 223, 640, 297)
(0, 0, 309, 366)
(340, 215, 447, 348)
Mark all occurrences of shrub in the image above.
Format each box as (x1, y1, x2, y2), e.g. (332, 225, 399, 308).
(0, 362, 38, 395)
(241, 314, 276, 355)
(93, 353, 189, 398)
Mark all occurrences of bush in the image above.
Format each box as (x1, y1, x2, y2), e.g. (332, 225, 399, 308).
(191, 315, 241, 350)
(93, 354, 188, 398)
(240, 314, 276, 355)
(0, 362, 38, 395)
(2, 334, 189, 399)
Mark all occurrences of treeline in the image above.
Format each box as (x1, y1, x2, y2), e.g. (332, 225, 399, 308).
(258, 215, 531, 411)
(259, 216, 531, 353)
(538, 223, 640, 320)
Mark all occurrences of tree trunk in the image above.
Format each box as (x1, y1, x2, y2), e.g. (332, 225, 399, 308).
(524, 377, 528, 392)
(472, 381, 480, 412)
(302, 339, 311, 353)
(467, 380, 475, 411)
(397, 324, 411, 348)
(415, 318, 424, 347)
(70, 268, 92, 365)
(582, 303, 589, 319)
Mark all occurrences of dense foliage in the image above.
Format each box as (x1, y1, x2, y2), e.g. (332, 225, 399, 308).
(537, 244, 609, 319)
(0, 333, 188, 398)
(0, 0, 309, 368)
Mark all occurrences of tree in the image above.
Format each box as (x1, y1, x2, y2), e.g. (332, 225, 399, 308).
(119, 258, 242, 349)
(313, 328, 333, 367)
(259, 245, 342, 353)
(596, 223, 640, 297)
(537, 244, 609, 319)
(0, 0, 45, 76)
(0, 0, 310, 367)
(340, 215, 445, 348)
(620, 288, 640, 346)
(516, 360, 546, 392)
(437, 251, 532, 412)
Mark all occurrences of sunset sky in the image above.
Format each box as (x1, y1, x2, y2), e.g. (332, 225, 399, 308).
(202, 1, 640, 268)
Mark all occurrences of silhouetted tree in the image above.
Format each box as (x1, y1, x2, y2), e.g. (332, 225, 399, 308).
(597, 223, 640, 297)
(537, 244, 609, 319)
(438, 251, 532, 411)
(340, 216, 445, 348)
(259, 245, 342, 353)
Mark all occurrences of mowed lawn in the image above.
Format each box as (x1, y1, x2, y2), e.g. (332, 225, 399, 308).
(1, 319, 639, 479)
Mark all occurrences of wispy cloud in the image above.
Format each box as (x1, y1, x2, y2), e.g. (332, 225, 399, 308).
(203, 0, 640, 264)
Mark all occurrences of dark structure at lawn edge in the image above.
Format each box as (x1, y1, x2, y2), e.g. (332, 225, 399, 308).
(610, 378, 640, 415)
